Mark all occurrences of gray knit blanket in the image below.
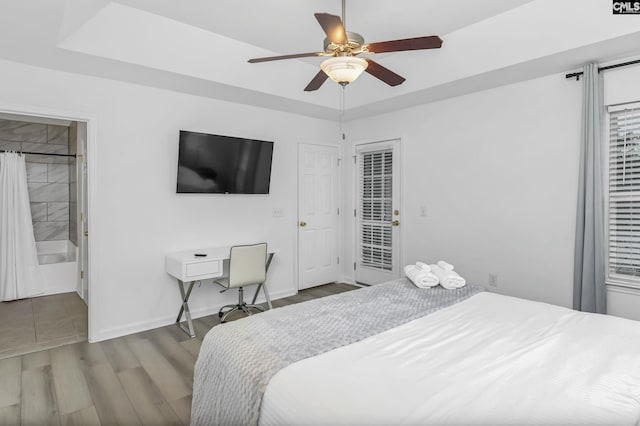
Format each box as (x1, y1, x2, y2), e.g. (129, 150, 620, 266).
(191, 278, 484, 426)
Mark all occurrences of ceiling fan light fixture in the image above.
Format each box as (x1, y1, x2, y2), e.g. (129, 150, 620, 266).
(320, 56, 368, 85)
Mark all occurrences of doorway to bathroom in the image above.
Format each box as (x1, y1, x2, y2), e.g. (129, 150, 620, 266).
(0, 110, 92, 359)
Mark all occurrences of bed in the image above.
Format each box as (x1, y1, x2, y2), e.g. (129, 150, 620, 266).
(191, 278, 640, 426)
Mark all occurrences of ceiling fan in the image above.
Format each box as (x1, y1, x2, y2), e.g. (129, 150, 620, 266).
(247, 0, 443, 92)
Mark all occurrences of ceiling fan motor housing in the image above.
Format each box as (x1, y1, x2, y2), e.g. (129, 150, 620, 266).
(324, 31, 365, 55)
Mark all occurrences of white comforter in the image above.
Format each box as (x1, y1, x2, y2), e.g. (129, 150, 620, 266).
(260, 292, 640, 425)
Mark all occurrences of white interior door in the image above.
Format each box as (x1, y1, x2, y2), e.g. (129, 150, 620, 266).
(354, 140, 401, 285)
(298, 144, 339, 290)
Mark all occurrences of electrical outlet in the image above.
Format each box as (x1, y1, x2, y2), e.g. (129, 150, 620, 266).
(488, 273, 498, 287)
(272, 208, 284, 217)
(420, 205, 427, 217)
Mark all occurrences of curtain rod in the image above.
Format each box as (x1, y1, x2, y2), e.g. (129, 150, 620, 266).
(0, 150, 76, 158)
(565, 58, 640, 80)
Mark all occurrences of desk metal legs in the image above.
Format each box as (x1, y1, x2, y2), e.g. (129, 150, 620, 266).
(251, 282, 272, 310)
(251, 252, 274, 309)
(176, 280, 196, 338)
(175, 253, 275, 338)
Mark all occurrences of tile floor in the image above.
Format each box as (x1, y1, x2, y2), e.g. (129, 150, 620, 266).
(0, 292, 87, 360)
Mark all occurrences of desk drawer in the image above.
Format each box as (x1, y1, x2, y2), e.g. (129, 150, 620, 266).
(186, 260, 220, 278)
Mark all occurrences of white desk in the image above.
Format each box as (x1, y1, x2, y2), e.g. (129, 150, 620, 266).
(165, 246, 276, 337)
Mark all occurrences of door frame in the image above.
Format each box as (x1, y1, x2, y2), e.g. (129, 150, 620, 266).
(296, 142, 341, 291)
(76, 122, 89, 303)
(351, 137, 404, 285)
(0, 101, 99, 342)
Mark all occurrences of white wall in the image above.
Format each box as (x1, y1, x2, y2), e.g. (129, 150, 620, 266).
(344, 73, 583, 309)
(344, 63, 640, 320)
(0, 58, 338, 341)
(3, 54, 639, 341)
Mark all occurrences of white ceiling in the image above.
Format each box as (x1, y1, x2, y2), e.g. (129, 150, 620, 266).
(1, 0, 640, 120)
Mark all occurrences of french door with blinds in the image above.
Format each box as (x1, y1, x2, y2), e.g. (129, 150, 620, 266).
(354, 140, 401, 285)
(608, 103, 640, 287)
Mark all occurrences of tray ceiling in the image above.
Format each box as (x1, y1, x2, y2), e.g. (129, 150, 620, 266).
(1, 0, 640, 120)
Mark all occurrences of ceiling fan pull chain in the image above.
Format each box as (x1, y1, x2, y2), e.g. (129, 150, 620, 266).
(340, 85, 346, 141)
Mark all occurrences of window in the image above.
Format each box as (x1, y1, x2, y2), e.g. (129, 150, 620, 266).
(608, 103, 640, 287)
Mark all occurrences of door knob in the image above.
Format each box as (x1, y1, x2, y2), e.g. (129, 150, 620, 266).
(299, 221, 307, 227)
(394, 210, 400, 216)
(392, 220, 400, 226)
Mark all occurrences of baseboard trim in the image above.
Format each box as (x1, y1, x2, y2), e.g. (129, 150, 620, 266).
(340, 275, 355, 284)
(93, 287, 297, 342)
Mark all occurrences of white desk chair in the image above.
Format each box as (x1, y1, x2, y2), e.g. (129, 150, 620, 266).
(215, 243, 267, 323)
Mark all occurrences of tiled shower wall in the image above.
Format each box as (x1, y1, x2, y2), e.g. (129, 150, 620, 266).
(0, 119, 71, 242)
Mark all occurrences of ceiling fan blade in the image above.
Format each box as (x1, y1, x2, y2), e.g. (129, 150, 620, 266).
(314, 13, 347, 44)
(248, 52, 324, 63)
(366, 35, 442, 54)
(304, 70, 329, 91)
(365, 59, 406, 87)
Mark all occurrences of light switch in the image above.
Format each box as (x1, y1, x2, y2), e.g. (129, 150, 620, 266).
(272, 208, 284, 217)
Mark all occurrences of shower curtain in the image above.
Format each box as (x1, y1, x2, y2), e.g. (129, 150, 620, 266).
(0, 152, 43, 301)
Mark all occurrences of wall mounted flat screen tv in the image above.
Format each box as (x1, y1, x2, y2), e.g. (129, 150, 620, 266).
(176, 131, 274, 194)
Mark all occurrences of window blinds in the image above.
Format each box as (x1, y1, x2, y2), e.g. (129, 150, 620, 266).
(609, 105, 640, 278)
(359, 150, 393, 271)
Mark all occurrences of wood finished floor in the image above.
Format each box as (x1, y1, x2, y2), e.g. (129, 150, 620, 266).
(0, 292, 88, 360)
(0, 282, 358, 426)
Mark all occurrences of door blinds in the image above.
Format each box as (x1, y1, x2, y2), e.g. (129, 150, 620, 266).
(359, 150, 393, 271)
(609, 105, 640, 278)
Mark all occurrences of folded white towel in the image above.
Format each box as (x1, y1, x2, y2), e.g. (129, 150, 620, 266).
(415, 262, 431, 272)
(429, 264, 466, 289)
(404, 265, 439, 288)
(437, 260, 454, 271)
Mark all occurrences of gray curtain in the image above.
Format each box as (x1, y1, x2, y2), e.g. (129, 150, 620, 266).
(573, 63, 606, 313)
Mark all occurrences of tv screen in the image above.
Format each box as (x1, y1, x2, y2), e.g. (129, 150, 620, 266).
(176, 131, 274, 194)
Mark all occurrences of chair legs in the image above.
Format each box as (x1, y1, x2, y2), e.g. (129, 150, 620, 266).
(218, 286, 265, 323)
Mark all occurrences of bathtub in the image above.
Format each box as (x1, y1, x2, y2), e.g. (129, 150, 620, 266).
(36, 240, 78, 296)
